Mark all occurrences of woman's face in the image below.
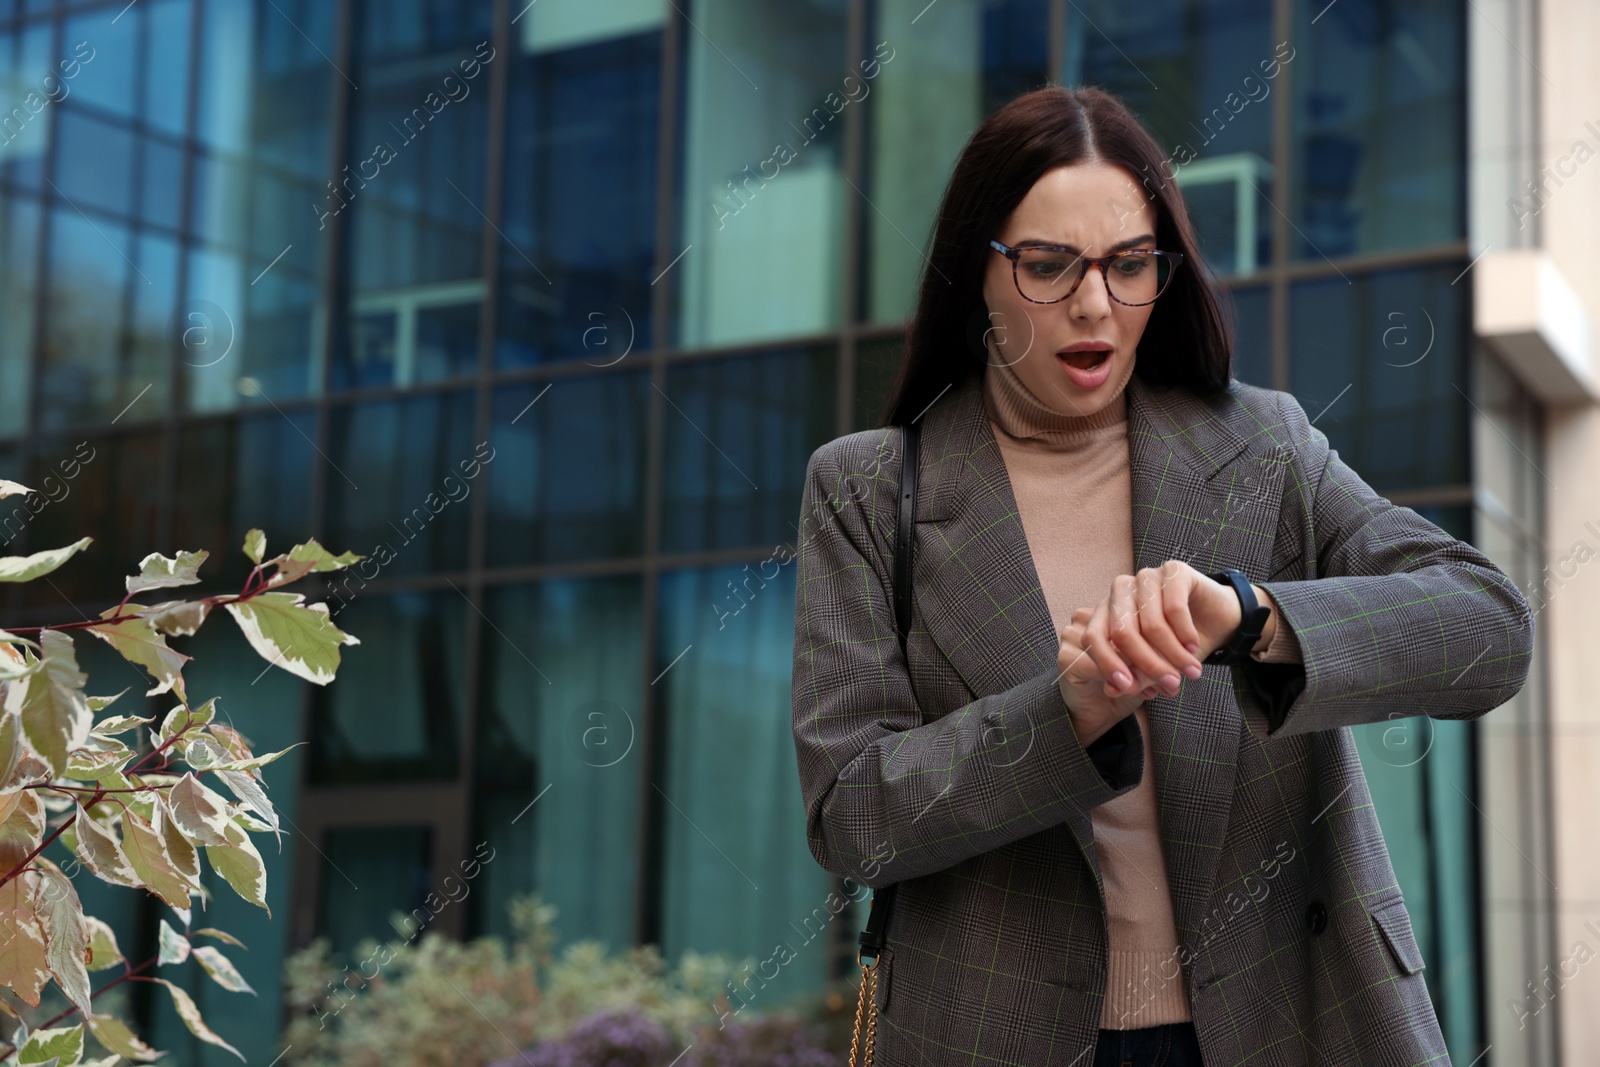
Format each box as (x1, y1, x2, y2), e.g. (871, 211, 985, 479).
(981, 161, 1160, 416)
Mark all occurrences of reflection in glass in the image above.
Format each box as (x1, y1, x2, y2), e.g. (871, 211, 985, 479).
(0, 195, 39, 437)
(864, 0, 1050, 326)
(1226, 284, 1270, 387)
(657, 564, 834, 986)
(309, 589, 466, 783)
(174, 408, 318, 590)
(1288, 263, 1466, 492)
(336, 2, 490, 390)
(20, 432, 158, 610)
(661, 348, 836, 554)
(676, 1, 849, 348)
(485, 373, 649, 567)
(1064, 0, 1277, 276)
(318, 826, 433, 957)
(325, 391, 478, 578)
(472, 577, 643, 948)
(854, 333, 905, 430)
(1291, 0, 1463, 258)
(497, 9, 661, 368)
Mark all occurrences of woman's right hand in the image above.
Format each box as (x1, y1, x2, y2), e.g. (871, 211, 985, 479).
(1057, 609, 1160, 745)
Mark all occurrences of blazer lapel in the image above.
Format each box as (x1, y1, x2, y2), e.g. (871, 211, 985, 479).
(912, 371, 1294, 942)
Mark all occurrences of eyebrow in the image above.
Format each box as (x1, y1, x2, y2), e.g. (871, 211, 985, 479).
(1014, 233, 1157, 254)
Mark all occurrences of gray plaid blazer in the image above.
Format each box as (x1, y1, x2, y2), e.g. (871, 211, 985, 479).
(790, 371, 1534, 1066)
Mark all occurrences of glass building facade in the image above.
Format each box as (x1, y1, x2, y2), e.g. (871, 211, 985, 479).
(0, 1, 1542, 1063)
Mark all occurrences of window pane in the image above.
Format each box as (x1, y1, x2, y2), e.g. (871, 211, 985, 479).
(318, 826, 433, 956)
(657, 563, 836, 988)
(1064, 0, 1277, 276)
(324, 391, 478, 578)
(174, 408, 319, 590)
(0, 195, 39, 437)
(1227, 283, 1270, 387)
(674, 1, 849, 348)
(1288, 262, 1467, 491)
(309, 589, 467, 783)
(472, 577, 643, 948)
(19, 432, 160, 611)
(496, 13, 661, 369)
(853, 333, 903, 430)
(336, 1, 490, 390)
(661, 348, 836, 554)
(1291, 0, 1463, 259)
(864, 0, 1050, 326)
(184, 0, 335, 410)
(486, 373, 649, 567)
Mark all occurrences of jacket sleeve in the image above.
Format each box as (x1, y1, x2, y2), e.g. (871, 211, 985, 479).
(791, 435, 1143, 889)
(1234, 391, 1536, 738)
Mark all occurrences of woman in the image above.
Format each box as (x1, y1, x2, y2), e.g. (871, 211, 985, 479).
(790, 86, 1533, 1067)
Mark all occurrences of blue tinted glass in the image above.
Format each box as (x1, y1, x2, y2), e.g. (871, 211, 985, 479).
(661, 348, 837, 554)
(64, 9, 137, 118)
(1227, 284, 1271, 387)
(40, 208, 174, 430)
(415, 300, 479, 381)
(144, 0, 191, 135)
(657, 563, 835, 985)
(173, 618, 308, 1052)
(139, 136, 183, 231)
(1292, 0, 1463, 259)
(318, 826, 434, 955)
(19, 433, 160, 611)
(2, 24, 55, 191)
(496, 29, 660, 368)
(337, 18, 489, 390)
(174, 408, 319, 589)
(674, 1, 848, 348)
(1289, 262, 1467, 491)
(486, 372, 649, 566)
(0, 195, 39, 438)
(862, 1, 1049, 326)
(324, 391, 478, 577)
(1065, 0, 1277, 276)
(472, 577, 643, 948)
(184, 0, 333, 411)
(310, 589, 467, 783)
(55, 106, 135, 218)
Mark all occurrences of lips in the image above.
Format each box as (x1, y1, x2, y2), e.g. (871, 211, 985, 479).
(1057, 344, 1112, 370)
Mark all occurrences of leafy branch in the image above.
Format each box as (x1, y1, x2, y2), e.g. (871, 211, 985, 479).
(0, 478, 361, 1065)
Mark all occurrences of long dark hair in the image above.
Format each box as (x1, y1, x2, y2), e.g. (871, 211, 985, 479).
(881, 85, 1235, 427)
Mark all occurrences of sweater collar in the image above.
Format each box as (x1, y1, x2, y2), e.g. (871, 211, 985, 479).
(981, 349, 1134, 448)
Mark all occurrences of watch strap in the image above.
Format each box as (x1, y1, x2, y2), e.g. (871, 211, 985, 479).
(1203, 567, 1271, 666)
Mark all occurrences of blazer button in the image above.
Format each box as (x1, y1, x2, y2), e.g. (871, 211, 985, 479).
(1304, 900, 1327, 936)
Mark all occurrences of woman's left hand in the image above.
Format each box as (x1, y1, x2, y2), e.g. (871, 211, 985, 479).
(1072, 560, 1266, 700)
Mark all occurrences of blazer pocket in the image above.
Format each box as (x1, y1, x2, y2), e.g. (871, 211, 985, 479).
(1369, 897, 1425, 976)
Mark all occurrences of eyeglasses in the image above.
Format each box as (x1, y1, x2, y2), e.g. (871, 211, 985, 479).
(989, 240, 1184, 307)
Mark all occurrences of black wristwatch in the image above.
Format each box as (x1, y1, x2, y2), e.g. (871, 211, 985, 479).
(1202, 567, 1272, 666)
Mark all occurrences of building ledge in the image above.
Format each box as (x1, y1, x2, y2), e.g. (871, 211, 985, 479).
(1474, 249, 1597, 405)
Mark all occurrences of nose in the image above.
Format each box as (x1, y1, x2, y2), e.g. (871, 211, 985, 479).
(1067, 262, 1113, 322)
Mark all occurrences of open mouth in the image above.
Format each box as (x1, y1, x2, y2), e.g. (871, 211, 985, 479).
(1058, 348, 1111, 370)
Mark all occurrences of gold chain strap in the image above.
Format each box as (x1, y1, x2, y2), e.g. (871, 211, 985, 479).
(849, 954, 879, 1067)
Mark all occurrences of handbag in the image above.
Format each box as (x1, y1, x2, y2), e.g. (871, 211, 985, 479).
(849, 419, 918, 1067)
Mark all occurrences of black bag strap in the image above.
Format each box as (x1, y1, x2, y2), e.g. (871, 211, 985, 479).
(858, 421, 918, 962)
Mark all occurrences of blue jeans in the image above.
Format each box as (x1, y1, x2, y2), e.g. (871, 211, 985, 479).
(1092, 1023, 1205, 1067)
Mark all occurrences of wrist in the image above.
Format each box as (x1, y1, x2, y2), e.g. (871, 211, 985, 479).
(1249, 584, 1279, 654)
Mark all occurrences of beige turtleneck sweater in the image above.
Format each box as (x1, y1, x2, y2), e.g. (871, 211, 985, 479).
(981, 354, 1302, 1029)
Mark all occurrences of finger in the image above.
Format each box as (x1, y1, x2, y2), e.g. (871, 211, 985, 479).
(1159, 563, 1206, 670)
(1136, 567, 1202, 680)
(1081, 597, 1134, 696)
(1089, 586, 1151, 697)
(1108, 574, 1182, 694)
